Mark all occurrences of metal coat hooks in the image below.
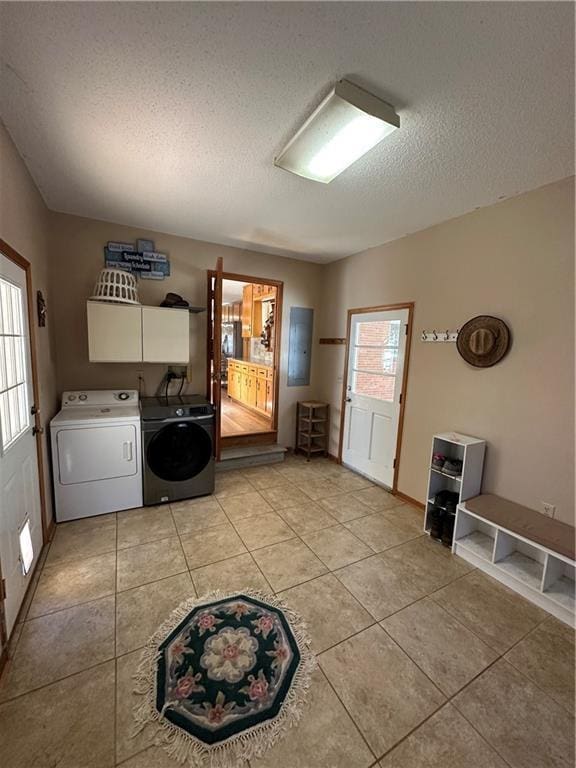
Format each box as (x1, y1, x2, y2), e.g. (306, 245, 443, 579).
(421, 328, 459, 343)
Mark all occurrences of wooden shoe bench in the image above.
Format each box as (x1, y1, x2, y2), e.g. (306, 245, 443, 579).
(453, 494, 575, 626)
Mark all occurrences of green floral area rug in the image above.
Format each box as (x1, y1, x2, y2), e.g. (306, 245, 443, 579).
(133, 589, 315, 767)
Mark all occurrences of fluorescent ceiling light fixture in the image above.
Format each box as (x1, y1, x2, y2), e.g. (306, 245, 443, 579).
(274, 80, 400, 183)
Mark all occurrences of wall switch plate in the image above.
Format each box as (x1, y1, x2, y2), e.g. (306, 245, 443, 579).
(541, 502, 556, 518)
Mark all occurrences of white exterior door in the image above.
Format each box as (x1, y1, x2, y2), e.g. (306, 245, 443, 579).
(342, 308, 409, 488)
(0, 253, 43, 638)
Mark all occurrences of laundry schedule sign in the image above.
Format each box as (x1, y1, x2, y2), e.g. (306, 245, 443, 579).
(104, 240, 170, 280)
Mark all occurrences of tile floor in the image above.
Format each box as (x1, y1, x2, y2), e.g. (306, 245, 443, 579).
(0, 454, 574, 768)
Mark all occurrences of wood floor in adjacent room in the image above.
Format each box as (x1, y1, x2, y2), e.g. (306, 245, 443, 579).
(221, 394, 273, 436)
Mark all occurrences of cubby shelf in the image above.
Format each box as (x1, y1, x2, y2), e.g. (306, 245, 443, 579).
(424, 432, 486, 544)
(453, 505, 575, 626)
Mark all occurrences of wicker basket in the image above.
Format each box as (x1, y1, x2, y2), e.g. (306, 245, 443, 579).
(90, 268, 140, 305)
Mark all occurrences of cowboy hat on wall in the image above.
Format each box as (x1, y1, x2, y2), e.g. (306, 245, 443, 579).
(456, 315, 511, 368)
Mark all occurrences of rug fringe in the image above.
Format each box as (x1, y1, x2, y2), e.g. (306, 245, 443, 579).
(133, 588, 316, 767)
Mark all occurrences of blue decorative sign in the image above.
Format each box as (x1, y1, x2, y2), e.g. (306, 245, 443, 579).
(104, 240, 170, 280)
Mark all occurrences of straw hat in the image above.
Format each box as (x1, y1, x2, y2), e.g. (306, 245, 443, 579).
(456, 315, 511, 367)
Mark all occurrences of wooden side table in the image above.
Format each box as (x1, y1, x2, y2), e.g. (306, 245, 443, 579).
(295, 401, 330, 460)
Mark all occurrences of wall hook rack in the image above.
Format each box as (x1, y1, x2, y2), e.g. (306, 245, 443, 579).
(421, 329, 459, 343)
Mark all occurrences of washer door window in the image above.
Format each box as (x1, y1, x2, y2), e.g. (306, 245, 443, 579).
(147, 422, 212, 482)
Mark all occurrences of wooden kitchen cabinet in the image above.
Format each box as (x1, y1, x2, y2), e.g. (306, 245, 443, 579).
(226, 357, 273, 417)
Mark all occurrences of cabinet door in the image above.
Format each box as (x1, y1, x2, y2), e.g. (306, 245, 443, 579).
(241, 285, 253, 337)
(227, 365, 236, 398)
(265, 378, 274, 414)
(246, 373, 257, 408)
(87, 302, 142, 362)
(256, 375, 266, 411)
(142, 307, 189, 363)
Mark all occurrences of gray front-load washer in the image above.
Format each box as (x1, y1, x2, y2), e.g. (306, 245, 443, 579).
(141, 395, 215, 505)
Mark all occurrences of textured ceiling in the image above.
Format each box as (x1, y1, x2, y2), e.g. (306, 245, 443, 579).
(0, 2, 573, 263)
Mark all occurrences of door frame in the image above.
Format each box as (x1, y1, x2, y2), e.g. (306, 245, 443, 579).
(0, 238, 50, 669)
(206, 269, 284, 441)
(337, 302, 414, 493)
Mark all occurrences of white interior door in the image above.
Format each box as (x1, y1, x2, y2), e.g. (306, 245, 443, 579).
(342, 308, 409, 488)
(0, 253, 42, 638)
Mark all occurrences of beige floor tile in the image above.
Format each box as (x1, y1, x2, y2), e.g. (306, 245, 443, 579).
(191, 552, 272, 595)
(335, 553, 425, 620)
(379, 703, 508, 768)
(116, 649, 156, 764)
(381, 597, 498, 696)
(381, 503, 425, 534)
(170, 497, 227, 533)
(46, 517, 117, 565)
(116, 572, 195, 656)
(281, 573, 373, 652)
(300, 477, 344, 501)
(331, 470, 375, 492)
(252, 668, 374, 768)
(117, 536, 187, 592)
(352, 486, 399, 511)
(381, 536, 472, 591)
(233, 512, 295, 550)
(6, 622, 23, 659)
(0, 660, 115, 768)
(252, 538, 328, 591)
(276, 465, 323, 484)
(52, 512, 117, 534)
(259, 483, 311, 510)
(219, 490, 273, 522)
(277, 502, 337, 535)
(344, 513, 421, 552)
(453, 659, 575, 768)
(0, 596, 115, 701)
(29, 551, 116, 618)
(180, 523, 247, 569)
(432, 570, 547, 653)
(215, 470, 255, 498)
(302, 524, 372, 569)
(240, 465, 287, 489)
(119, 747, 178, 767)
(117, 505, 176, 549)
(505, 618, 575, 714)
(319, 624, 445, 757)
(318, 491, 374, 522)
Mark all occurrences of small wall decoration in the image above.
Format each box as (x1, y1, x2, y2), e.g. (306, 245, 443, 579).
(104, 239, 170, 280)
(36, 290, 46, 327)
(456, 315, 511, 368)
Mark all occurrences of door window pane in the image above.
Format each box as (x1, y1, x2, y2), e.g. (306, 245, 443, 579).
(352, 371, 397, 401)
(356, 320, 401, 347)
(0, 277, 29, 449)
(354, 347, 398, 375)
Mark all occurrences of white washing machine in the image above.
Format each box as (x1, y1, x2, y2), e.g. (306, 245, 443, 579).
(50, 390, 143, 522)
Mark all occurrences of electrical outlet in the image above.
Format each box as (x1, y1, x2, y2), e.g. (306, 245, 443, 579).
(542, 502, 556, 518)
(168, 365, 187, 378)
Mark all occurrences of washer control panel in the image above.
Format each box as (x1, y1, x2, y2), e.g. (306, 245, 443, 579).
(61, 390, 139, 408)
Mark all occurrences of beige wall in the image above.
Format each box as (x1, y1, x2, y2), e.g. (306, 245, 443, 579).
(48, 213, 322, 446)
(317, 177, 575, 525)
(0, 121, 58, 524)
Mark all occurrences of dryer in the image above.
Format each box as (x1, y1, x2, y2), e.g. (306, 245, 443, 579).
(50, 390, 142, 521)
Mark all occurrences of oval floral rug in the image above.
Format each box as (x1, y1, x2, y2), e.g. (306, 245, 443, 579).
(133, 589, 316, 767)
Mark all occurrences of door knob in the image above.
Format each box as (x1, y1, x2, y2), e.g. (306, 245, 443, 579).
(345, 397, 352, 403)
(32, 426, 44, 436)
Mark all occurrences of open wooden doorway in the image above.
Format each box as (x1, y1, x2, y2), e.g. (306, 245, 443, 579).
(207, 269, 283, 451)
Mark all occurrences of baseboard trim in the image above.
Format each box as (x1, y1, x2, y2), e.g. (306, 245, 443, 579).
(393, 490, 425, 510)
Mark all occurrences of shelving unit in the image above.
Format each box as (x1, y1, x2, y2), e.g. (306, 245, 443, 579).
(453, 503, 575, 626)
(295, 401, 330, 460)
(424, 432, 486, 541)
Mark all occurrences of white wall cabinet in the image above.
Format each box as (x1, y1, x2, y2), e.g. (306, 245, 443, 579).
(87, 301, 189, 363)
(87, 302, 142, 362)
(142, 306, 189, 363)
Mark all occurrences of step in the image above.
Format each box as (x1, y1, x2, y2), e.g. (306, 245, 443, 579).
(217, 444, 287, 471)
